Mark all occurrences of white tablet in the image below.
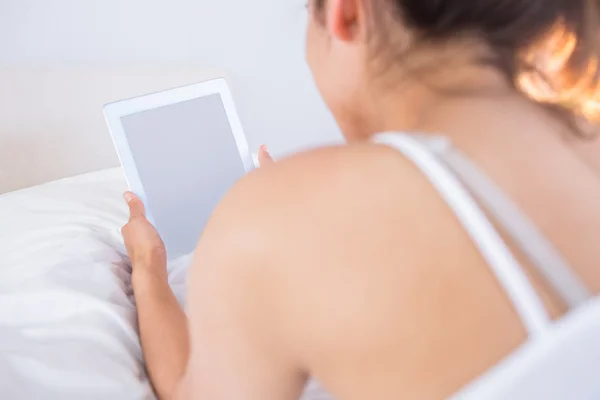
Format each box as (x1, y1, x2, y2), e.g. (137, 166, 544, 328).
(104, 78, 254, 259)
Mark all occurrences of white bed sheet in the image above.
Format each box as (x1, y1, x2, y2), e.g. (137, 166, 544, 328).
(0, 168, 328, 400)
(0, 168, 190, 399)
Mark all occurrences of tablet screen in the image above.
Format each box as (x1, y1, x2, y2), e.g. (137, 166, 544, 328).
(120, 94, 247, 258)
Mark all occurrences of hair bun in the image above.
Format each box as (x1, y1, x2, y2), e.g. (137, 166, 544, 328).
(517, 11, 600, 125)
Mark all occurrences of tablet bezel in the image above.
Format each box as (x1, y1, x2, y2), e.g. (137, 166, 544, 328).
(103, 78, 253, 225)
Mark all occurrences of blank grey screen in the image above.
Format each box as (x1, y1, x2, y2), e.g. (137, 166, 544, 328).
(120, 94, 246, 259)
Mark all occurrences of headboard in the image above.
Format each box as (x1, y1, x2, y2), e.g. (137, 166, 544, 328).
(0, 67, 228, 194)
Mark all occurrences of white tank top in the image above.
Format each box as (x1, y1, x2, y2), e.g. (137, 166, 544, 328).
(301, 133, 600, 400)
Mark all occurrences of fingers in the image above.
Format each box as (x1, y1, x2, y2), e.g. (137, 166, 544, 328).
(124, 191, 146, 219)
(258, 144, 274, 166)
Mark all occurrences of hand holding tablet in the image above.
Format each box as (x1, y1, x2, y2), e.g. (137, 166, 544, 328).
(104, 79, 255, 259)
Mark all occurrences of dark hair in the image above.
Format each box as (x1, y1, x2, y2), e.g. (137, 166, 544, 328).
(313, 0, 600, 136)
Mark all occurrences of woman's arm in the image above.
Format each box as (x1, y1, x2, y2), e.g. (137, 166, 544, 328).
(122, 193, 189, 400)
(121, 147, 275, 399)
(133, 270, 189, 400)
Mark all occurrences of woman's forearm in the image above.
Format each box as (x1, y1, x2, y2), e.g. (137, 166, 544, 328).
(134, 270, 189, 400)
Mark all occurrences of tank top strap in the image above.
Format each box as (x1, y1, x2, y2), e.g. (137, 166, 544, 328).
(374, 132, 553, 337)
(415, 135, 590, 308)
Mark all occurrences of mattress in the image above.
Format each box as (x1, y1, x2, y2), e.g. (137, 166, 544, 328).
(0, 168, 190, 399)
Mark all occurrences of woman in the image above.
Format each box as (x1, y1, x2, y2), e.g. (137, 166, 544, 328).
(122, 0, 600, 399)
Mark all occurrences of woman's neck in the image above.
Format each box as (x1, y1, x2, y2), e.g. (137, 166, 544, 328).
(354, 62, 514, 141)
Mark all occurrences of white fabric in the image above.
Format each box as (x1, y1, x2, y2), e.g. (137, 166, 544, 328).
(0, 168, 191, 399)
(452, 298, 600, 400)
(0, 168, 324, 400)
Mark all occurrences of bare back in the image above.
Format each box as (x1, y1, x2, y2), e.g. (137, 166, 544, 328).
(287, 99, 600, 399)
(177, 90, 600, 400)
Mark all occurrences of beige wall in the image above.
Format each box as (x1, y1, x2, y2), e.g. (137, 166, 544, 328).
(0, 0, 342, 194)
(0, 67, 226, 193)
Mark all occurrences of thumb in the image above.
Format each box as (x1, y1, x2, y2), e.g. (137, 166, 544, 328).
(258, 145, 274, 166)
(124, 192, 146, 218)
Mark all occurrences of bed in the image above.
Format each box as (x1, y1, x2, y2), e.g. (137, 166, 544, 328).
(0, 168, 329, 400)
(0, 167, 197, 398)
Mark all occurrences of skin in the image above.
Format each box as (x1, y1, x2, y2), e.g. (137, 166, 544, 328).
(122, 1, 600, 399)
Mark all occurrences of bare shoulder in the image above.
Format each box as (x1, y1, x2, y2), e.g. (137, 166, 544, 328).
(192, 143, 526, 399)
(210, 142, 431, 234)
(191, 142, 423, 283)
(204, 141, 475, 267)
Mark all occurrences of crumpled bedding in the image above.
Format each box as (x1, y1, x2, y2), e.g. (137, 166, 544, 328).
(0, 168, 329, 400)
(0, 168, 191, 399)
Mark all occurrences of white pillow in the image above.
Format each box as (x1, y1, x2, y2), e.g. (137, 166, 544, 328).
(0, 169, 190, 399)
